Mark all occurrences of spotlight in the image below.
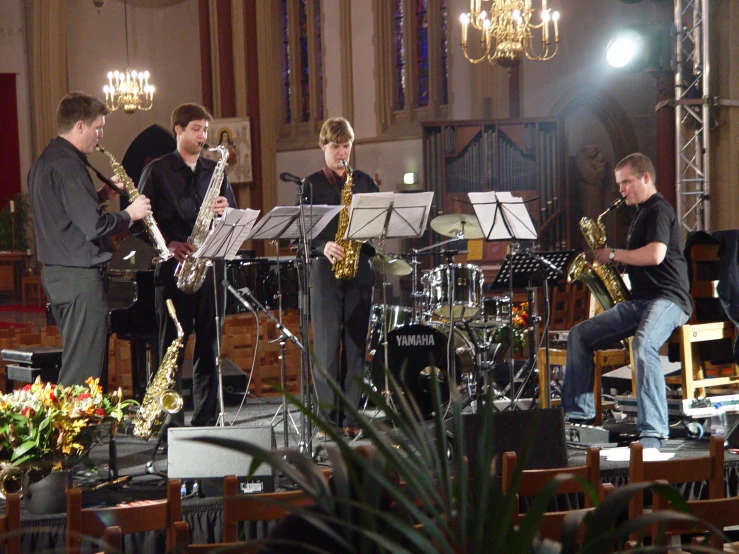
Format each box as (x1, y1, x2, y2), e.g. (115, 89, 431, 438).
(606, 24, 665, 73)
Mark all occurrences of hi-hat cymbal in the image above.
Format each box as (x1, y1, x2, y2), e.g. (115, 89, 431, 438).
(372, 252, 412, 276)
(430, 214, 484, 239)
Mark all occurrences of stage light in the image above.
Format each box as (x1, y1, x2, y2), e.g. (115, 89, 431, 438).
(403, 172, 417, 185)
(606, 24, 665, 73)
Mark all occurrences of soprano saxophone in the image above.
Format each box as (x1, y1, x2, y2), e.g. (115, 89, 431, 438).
(133, 299, 185, 440)
(96, 145, 172, 261)
(331, 160, 362, 280)
(174, 144, 229, 293)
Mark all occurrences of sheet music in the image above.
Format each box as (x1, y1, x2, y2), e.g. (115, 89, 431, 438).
(343, 193, 393, 240)
(245, 205, 342, 241)
(194, 208, 260, 260)
(346, 192, 433, 240)
(468, 191, 537, 241)
(386, 191, 434, 238)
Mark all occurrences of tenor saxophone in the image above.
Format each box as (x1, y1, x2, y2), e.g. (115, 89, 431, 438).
(133, 299, 185, 440)
(174, 144, 230, 293)
(567, 198, 631, 311)
(331, 160, 362, 280)
(96, 145, 172, 261)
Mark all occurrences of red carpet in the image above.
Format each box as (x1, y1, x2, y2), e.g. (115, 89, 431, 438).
(0, 321, 25, 329)
(0, 304, 46, 313)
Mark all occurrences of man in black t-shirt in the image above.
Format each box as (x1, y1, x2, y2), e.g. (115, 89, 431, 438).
(562, 153, 691, 449)
(301, 117, 379, 438)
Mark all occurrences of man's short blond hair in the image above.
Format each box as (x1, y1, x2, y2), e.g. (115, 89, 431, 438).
(319, 117, 354, 146)
(615, 153, 656, 185)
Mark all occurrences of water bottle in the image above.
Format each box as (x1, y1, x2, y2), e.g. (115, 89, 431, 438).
(711, 402, 728, 437)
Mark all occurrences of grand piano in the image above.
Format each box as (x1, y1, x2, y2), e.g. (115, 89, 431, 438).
(107, 236, 159, 400)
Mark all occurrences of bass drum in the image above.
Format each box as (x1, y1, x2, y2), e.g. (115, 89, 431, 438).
(370, 323, 474, 418)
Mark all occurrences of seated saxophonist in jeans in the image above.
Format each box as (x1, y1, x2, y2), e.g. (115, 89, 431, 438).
(562, 153, 691, 449)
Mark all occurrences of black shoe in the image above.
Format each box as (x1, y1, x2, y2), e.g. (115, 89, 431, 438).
(565, 416, 596, 426)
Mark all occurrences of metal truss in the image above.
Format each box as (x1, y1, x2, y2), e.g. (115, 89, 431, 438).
(674, 0, 710, 234)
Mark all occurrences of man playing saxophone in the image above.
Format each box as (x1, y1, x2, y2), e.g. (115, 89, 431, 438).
(301, 117, 379, 439)
(28, 92, 152, 386)
(562, 153, 691, 449)
(138, 103, 236, 427)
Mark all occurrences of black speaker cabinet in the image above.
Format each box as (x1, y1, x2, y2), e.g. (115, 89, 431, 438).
(460, 407, 567, 476)
(167, 425, 276, 496)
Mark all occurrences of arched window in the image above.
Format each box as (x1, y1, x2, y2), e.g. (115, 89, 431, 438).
(280, 0, 324, 141)
(376, 0, 449, 137)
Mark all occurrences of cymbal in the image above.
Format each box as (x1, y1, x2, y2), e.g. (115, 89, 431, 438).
(372, 252, 412, 276)
(430, 214, 484, 239)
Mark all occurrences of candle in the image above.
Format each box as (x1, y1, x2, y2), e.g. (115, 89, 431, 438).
(9, 200, 14, 213)
(460, 13, 469, 45)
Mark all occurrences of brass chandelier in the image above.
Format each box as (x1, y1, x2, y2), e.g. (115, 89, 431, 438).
(102, 0, 155, 114)
(459, 0, 560, 67)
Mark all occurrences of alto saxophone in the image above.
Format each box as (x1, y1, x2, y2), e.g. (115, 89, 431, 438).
(567, 197, 631, 311)
(133, 299, 185, 440)
(331, 160, 362, 280)
(174, 144, 230, 293)
(96, 145, 172, 261)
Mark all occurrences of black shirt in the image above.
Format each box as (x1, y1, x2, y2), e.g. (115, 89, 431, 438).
(626, 192, 692, 315)
(137, 149, 237, 244)
(28, 137, 131, 267)
(302, 166, 379, 255)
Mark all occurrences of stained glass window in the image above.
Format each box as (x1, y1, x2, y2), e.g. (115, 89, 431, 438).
(314, 0, 323, 121)
(299, 0, 310, 122)
(416, 0, 429, 107)
(282, 0, 292, 124)
(395, 0, 406, 110)
(440, 0, 448, 105)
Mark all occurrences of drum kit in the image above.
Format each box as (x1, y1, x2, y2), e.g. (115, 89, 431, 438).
(365, 213, 512, 418)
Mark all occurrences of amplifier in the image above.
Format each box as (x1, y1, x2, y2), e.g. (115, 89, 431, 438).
(1, 346, 62, 368)
(565, 423, 614, 446)
(167, 425, 276, 496)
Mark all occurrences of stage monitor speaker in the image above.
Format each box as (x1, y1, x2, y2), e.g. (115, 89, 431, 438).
(460, 408, 567, 476)
(168, 425, 276, 496)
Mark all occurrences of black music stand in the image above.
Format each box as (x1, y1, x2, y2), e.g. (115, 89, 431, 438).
(490, 250, 575, 407)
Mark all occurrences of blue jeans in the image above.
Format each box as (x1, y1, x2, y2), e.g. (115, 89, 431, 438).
(562, 298, 689, 439)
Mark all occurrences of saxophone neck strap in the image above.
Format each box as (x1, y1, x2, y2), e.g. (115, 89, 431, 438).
(83, 157, 130, 201)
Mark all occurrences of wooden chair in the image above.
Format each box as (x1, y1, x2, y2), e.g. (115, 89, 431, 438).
(669, 242, 739, 399)
(0, 492, 21, 554)
(222, 475, 315, 543)
(502, 446, 612, 542)
(66, 479, 189, 554)
(627, 435, 725, 542)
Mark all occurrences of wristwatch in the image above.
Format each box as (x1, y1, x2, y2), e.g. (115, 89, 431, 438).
(609, 248, 616, 261)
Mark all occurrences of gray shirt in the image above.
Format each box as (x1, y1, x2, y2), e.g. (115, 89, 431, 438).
(28, 137, 131, 267)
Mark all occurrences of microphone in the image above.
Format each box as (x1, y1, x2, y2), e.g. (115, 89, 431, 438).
(222, 279, 255, 312)
(280, 172, 305, 185)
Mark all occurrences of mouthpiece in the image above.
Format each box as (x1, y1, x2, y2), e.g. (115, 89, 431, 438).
(95, 145, 106, 154)
(338, 160, 347, 168)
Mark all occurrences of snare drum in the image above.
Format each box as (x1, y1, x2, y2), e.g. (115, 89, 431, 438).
(482, 296, 511, 324)
(424, 264, 483, 321)
(366, 304, 414, 355)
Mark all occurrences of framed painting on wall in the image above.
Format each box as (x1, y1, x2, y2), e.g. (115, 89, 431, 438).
(203, 117, 253, 184)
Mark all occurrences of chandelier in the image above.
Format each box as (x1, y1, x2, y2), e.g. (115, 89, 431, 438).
(459, 0, 560, 67)
(102, 0, 155, 114)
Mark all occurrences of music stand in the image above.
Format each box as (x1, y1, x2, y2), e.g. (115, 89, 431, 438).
(243, 204, 341, 449)
(490, 250, 575, 407)
(344, 192, 433, 415)
(194, 208, 260, 427)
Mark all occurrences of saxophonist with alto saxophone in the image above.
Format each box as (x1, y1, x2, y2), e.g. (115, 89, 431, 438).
(562, 153, 691, 450)
(301, 117, 379, 439)
(138, 103, 236, 428)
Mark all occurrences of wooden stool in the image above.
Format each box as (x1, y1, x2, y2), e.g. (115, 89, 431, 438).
(22, 275, 43, 306)
(538, 346, 633, 425)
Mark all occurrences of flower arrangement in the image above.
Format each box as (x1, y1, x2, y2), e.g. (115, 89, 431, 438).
(493, 301, 529, 351)
(0, 377, 135, 469)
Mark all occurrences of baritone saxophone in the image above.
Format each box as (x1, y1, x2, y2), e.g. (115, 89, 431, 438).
(567, 197, 631, 311)
(95, 145, 172, 262)
(331, 160, 362, 280)
(133, 299, 185, 440)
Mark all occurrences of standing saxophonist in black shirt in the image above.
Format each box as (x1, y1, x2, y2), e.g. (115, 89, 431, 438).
(28, 92, 151, 386)
(303, 117, 379, 438)
(138, 103, 236, 427)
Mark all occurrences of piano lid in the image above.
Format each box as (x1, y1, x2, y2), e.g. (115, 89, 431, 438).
(109, 236, 157, 273)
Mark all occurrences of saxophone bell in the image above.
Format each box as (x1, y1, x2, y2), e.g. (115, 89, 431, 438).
(159, 390, 184, 414)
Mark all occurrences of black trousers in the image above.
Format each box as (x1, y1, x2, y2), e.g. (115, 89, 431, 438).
(42, 265, 109, 386)
(155, 258, 224, 427)
(309, 255, 374, 427)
